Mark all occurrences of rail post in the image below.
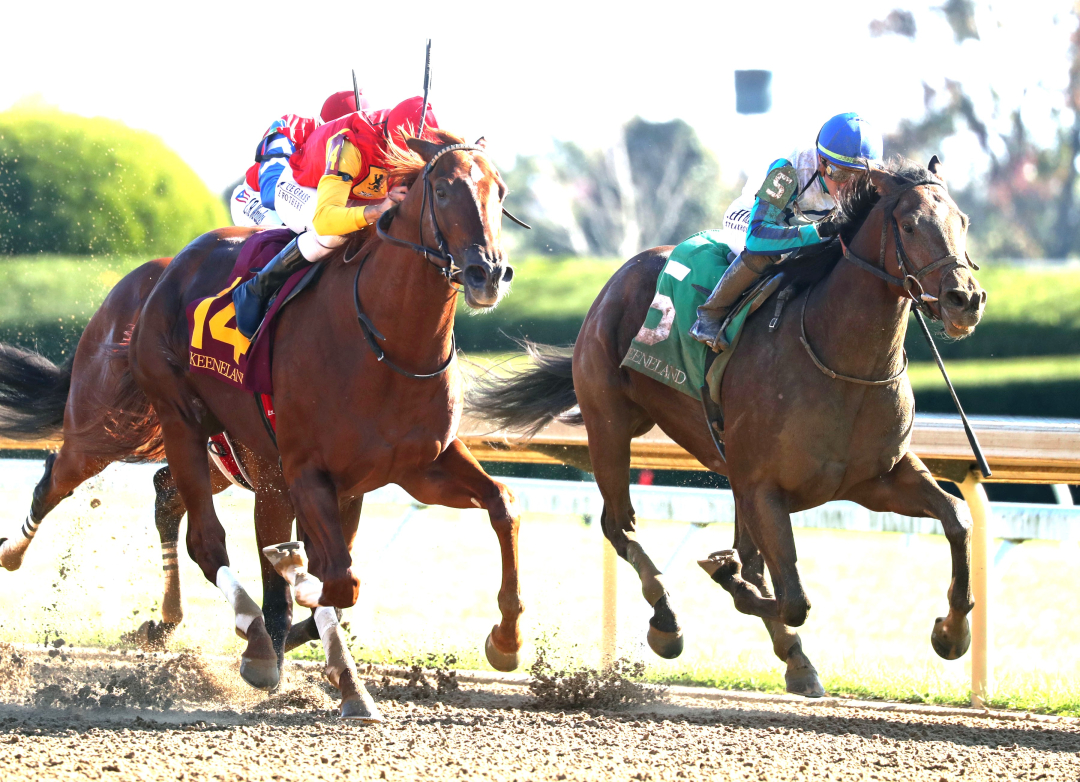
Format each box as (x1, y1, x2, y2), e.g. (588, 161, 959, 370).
(600, 538, 617, 668)
(958, 470, 992, 707)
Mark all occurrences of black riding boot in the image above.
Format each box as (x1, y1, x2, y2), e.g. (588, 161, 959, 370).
(689, 251, 776, 351)
(232, 237, 309, 339)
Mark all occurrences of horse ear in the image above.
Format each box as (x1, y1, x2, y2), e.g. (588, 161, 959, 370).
(406, 136, 442, 162)
(867, 166, 896, 197)
(474, 136, 487, 148)
(928, 154, 947, 187)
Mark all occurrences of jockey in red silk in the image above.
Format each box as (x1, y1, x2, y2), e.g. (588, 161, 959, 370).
(232, 97, 439, 339)
(689, 112, 884, 351)
(229, 90, 370, 228)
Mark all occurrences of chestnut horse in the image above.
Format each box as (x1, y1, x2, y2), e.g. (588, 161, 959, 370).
(467, 157, 986, 696)
(0, 259, 314, 658)
(0, 130, 522, 719)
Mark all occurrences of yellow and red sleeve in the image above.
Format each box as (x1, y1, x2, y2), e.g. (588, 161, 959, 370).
(311, 132, 369, 236)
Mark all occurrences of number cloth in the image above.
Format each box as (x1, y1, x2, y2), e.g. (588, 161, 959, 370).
(621, 231, 783, 402)
(620, 231, 735, 401)
(186, 228, 315, 395)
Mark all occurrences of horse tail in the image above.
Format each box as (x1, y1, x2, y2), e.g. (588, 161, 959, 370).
(465, 340, 582, 438)
(0, 344, 73, 441)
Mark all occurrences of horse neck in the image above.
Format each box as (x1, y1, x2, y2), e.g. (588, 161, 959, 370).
(808, 209, 910, 379)
(326, 200, 458, 367)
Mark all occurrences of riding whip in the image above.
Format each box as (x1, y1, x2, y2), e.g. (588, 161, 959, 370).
(352, 69, 361, 115)
(418, 39, 432, 138)
(913, 309, 992, 478)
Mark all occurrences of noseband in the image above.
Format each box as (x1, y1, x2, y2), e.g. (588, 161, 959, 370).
(840, 178, 978, 318)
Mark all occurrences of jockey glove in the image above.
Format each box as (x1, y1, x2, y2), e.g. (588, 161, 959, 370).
(815, 214, 843, 238)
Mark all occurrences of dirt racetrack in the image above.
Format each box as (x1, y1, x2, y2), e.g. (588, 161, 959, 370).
(1, 645, 1078, 781)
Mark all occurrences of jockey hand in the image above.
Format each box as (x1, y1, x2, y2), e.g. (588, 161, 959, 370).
(364, 185, 410, 224)
(816, 213, 843, 238)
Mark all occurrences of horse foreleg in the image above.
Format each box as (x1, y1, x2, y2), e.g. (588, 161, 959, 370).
(730, 512, 824, 697)
(396, 439, 524, 672)
(845, 452, 973, 660)
(701, 487, 809, 627)
(0, 446, 109, 571)
(253, 474, 296, 674)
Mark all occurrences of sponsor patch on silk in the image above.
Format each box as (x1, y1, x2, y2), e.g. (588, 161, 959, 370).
(756, 164, 798, 209)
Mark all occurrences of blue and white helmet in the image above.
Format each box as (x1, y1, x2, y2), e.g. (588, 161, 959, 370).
(817, 113, 883, 169)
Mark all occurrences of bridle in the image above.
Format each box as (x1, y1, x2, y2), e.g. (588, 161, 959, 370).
(840, 177, 978, 318)
(356, 141, 528, 381)
(375, 142, 532, 290)
(800, 176, 977, 386)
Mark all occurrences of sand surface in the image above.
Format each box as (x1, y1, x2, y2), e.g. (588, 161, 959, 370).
(1, 644, 1078, 781)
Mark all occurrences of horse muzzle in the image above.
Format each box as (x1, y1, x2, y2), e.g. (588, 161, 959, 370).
(462, 251, 513, 309)
(938, 272, 987, 338)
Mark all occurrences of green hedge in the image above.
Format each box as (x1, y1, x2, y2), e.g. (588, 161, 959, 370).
(0, 108, 226, 256)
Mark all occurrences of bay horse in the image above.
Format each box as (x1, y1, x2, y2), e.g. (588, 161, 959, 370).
(466, 157, 986, 696)
(0, 130, 523, 719)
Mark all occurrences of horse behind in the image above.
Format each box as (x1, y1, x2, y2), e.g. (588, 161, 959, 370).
(467, 156, 986, 696)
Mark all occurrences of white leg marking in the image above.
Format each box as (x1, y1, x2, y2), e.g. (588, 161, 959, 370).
(215, 566, 261, 636)
(314, 606, 358, 689)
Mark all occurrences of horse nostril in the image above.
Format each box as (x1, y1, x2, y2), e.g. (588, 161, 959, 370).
(980, 290, 987, 306)
(502, 266, 514, 283)
(944, 290, 969, 310)
(465, 265, 489, 288)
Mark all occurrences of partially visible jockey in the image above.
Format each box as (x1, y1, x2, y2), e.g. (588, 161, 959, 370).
(232, 96, 439, 338)
(229, 90, 370, 228)
(690, 112, 883, 351)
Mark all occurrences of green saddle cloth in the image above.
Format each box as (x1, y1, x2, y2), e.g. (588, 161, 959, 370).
(620, 230, 777, 403)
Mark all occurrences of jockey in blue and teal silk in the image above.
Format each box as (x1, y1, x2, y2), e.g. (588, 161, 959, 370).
(689, 112, 883, 351)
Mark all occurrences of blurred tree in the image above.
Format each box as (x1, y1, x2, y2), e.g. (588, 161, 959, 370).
(875, 5, 1080, 260)
(0, 107, 227, 256)
(504, 117, 737, 257)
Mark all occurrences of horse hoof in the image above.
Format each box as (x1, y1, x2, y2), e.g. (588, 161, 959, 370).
(341, 690, 384, 723)
(135, 620, 178, 652)
(931, 615, 971, 660)
(485, 628, 521, 672)
(240, 655, 280, 690)
(646, 626, 684, 660)
(0, 537, 29, 572)
(786, 664, 826, 698)
(697, 549, 741, 586)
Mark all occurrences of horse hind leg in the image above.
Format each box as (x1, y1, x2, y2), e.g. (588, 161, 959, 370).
(581, 393, 682, 659)
(136, 463, 234, 651)
(728, 515, 824, 697)
(0, 445, 108, 571)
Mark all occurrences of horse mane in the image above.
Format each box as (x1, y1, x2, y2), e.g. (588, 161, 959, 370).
(780, 155, 937, 289)
(328, 129, 470, 265)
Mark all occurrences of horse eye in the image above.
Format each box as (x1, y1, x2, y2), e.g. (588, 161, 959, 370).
(903, 223, 914, 234)
(436, 188, 447, 199)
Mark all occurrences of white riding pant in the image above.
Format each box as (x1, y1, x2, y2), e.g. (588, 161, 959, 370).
(721, 193, 755, 253)
(230, 184, 284, 228)
(273, 166, 346, 262)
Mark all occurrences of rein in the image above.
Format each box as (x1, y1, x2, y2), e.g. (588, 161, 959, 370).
(351, 253, 456, 380)
(375, 142, 486, 289)
(840, 178, 977, 315)
(798, 285, 908, 386)
(803, 177, 971, 387)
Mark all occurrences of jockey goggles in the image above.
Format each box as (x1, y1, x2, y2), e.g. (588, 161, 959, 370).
(822, 158, 858, 183)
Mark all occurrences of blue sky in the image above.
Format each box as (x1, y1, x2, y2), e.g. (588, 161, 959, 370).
(1, 0, 1074, 192)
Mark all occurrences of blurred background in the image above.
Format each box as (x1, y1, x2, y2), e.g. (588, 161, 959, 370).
(0, 0, 1078, 713)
